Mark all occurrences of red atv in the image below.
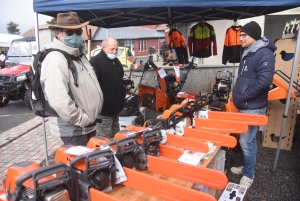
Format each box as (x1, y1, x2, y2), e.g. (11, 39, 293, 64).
(0, 36, 35, 109)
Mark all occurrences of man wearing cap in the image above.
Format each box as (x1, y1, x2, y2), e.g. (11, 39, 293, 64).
(40, 12, 103, 145)
(231, 21, 275, 188)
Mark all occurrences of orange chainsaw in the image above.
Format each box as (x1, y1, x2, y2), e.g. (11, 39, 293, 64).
(91, 125, 228, 190)
(0, 161, 80, 201)
(161, 93, 268, 131)
(56, 137, 218, 201)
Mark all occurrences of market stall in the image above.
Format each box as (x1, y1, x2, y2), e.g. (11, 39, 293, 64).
(30, 1, 300, 200)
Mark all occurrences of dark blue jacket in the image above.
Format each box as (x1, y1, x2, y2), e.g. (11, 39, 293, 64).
(232, 36, 275, 110)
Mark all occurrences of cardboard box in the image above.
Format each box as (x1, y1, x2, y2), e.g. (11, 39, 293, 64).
(119, 107, 146, 130)
(191, 184, 208, 193)
(207, 149, 226, 172)
(263, 98, 298, 150)
(262, 38, 300, 150)
(119, 116, 137, 130)
(218, 182, 247, 201)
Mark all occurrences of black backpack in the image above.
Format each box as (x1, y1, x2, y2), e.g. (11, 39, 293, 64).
(28, 48, 81, 117)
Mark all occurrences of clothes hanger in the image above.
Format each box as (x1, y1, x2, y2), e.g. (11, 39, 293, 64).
(200, 17, 206, 24)
(233, 19, 240, 26)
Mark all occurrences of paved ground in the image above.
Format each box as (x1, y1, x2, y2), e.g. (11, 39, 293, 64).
(0, 117, 63, 187)
(0, 109, 299, 200)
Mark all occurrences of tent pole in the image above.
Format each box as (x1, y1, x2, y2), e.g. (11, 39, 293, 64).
(167, 7, 172, 28)
(232, 63, 235, 87)
(272, 30, 300, 171)
(34, 12, 49, 164)
(34, 13, 40, 52)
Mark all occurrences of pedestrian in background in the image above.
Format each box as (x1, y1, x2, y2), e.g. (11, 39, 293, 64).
(149, 46, 156, 61)
(0, 51, 5, 68)
(231, 21, 275, 188)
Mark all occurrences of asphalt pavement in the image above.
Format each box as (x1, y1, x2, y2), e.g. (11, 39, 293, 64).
(0, 100, 36, 133)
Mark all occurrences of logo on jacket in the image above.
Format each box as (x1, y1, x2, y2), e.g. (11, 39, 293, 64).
(244, 66, 248, 71)
(263, 62, 268, 66)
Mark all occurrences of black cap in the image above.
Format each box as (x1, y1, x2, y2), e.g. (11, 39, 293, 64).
(241, 21, 261, 40)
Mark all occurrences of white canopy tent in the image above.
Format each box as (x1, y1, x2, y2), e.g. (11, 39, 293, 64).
(0, 33, 23, 47)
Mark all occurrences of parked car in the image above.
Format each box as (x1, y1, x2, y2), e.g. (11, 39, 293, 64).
(88, 46, 133, 68)
(0, 36, 35, 109)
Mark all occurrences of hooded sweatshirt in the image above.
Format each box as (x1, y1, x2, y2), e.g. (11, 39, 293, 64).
(41, 38, 103, 137)
(232, 36, 276, 110)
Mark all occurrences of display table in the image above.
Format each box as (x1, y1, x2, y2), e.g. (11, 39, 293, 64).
(107, 146, 221, 200)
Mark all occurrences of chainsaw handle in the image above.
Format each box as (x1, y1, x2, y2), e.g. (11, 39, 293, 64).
(102, 140, 118, 148)
(69, 155, 86, 168)
(167, 107, 184, 128)
(69, 147, 115, 168)
(182, 100, 195, 114)
(169, 106, 183, 117)
(14, 171, 32, 188)
(194, 94, 213, 110)
(13, 163, 76, 201)
(146, 59, 158, 70)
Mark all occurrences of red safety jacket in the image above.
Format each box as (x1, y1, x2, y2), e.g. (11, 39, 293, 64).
(188, 22, 217, 58)
(222, 26, 242, 65)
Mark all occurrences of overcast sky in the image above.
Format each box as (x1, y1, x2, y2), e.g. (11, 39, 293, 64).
(0, 0, 52, 34)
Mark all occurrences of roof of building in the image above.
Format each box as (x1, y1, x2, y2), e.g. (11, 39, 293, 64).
(93, 26, 165, 40)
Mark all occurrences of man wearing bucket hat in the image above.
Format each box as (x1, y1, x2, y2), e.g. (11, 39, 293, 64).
(40, 12, 103, 145)
(231, 21, 275, 188)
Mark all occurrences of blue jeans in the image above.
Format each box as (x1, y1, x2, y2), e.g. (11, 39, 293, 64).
(238, 107, 266, 179)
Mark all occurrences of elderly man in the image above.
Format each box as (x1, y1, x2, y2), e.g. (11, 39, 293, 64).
(90, 37, 126, 139)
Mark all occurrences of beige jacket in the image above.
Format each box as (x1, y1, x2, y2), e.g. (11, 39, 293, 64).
(40, 38, 103, 136)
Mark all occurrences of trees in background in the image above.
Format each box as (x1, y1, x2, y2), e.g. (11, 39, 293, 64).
(46, 18, 57, 25)
(7, 21, 20, 35)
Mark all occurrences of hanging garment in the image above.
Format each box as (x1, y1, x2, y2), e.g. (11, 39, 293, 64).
(188, 22, 217, 58)
(222, 26, 242, 65)
(168, 29, 189, 64)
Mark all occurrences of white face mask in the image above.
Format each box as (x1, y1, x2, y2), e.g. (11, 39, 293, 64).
(107, 53, 116, 60)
